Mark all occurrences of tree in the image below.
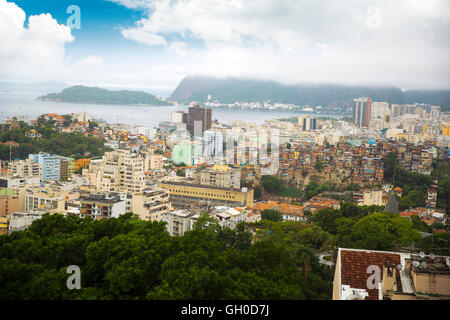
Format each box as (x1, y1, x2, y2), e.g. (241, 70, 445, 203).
(261, 209, 283, 222)
(254, 185, 262, 200)
(383, 152, 398, 183)
(410, 215, 431, 233)
(350, 212, 421, 251)
(261, 175, 284, 194)
(62, 115, 72, 127)
(192, 213, 221, 233)
(314, 161, 324, 172)
(88, 121, 98, 130)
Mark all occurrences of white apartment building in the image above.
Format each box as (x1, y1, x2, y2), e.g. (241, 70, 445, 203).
(0, 176, 40, 189)
(203, 129, 223, 161)
(370, 102, 390, 120)
(161, 209, 194, 236)
(80, 192, 127, 219)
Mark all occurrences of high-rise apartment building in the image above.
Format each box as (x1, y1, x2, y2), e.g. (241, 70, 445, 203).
(202, 130, 223, 160)
(298, 116, 317, 131)
(187, 105, 212, 136)
(391, 104, 416, 118)
(353, 97, 372, 128)
(87, 149, 146, 194)
(370, 102, 390, 120)
(29, 152, 60, 182)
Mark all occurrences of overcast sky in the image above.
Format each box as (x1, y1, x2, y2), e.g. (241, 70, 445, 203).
(0, 0, 449, 92)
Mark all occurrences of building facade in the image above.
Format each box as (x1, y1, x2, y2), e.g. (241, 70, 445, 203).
(353, 97, 372, 128)
(29, 152, 61, 182)
(158, 181, 254, 208)
(187, 105, 212, 136)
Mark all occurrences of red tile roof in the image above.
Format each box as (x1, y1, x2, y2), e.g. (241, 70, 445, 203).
(339, 249, 401, 300)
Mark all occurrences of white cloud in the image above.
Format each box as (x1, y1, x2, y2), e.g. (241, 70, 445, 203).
(75, 55, 104, 69)
(1, 0, 449, 90)
(113, 0, 450, 89)
(167, 41, 188, 56)
(0, 0, 74, 81)
(121, 27, 167, 46)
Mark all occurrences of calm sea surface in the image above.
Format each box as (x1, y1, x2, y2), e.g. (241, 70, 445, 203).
(0, 91, 344, 127)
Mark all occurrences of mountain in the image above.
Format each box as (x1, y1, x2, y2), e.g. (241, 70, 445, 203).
(38, 85, 173, 106)
(403, 90, 450, 111)
(169, 76, 450, 110)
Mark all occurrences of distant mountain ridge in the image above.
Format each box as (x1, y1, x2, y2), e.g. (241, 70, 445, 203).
(39, 85, 173, 106)
(169, 76, 450, 110)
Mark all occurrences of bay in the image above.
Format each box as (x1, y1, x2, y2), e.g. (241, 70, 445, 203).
(0, 91, 344, 127)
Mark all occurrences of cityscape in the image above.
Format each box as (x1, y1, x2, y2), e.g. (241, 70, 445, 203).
(0, 0, 449, 308)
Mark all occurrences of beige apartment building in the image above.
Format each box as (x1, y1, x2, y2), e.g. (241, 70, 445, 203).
(7, 159, 42, 178)
(131, 187, 172, 221)
(0, 189, 21, 217)
(144, 152, 164, 171)
(85, 149, 146, 194)
(194, 165, 241, 189)
(25, 187, 71, 214)
(353, 189, 384, 206)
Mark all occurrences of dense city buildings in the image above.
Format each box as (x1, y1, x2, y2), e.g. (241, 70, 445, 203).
(0, 99, 449, 301)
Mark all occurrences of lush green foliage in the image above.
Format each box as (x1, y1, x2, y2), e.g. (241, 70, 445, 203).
(314, 161, 324, 172)
(414, 233, 450, 256)
(303, 181, 335, 200)
(0, 213, 333, 300)
(261, 209, 283, 222)
(0, 122, 111, 160)
(310, 203, 421, 251)
(261, 175, 302, 198)
(431, 163, 450, 213)
(384, 152, 433, 210)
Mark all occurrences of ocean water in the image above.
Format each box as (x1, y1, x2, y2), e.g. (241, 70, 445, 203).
(0, 91, 344, 127)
